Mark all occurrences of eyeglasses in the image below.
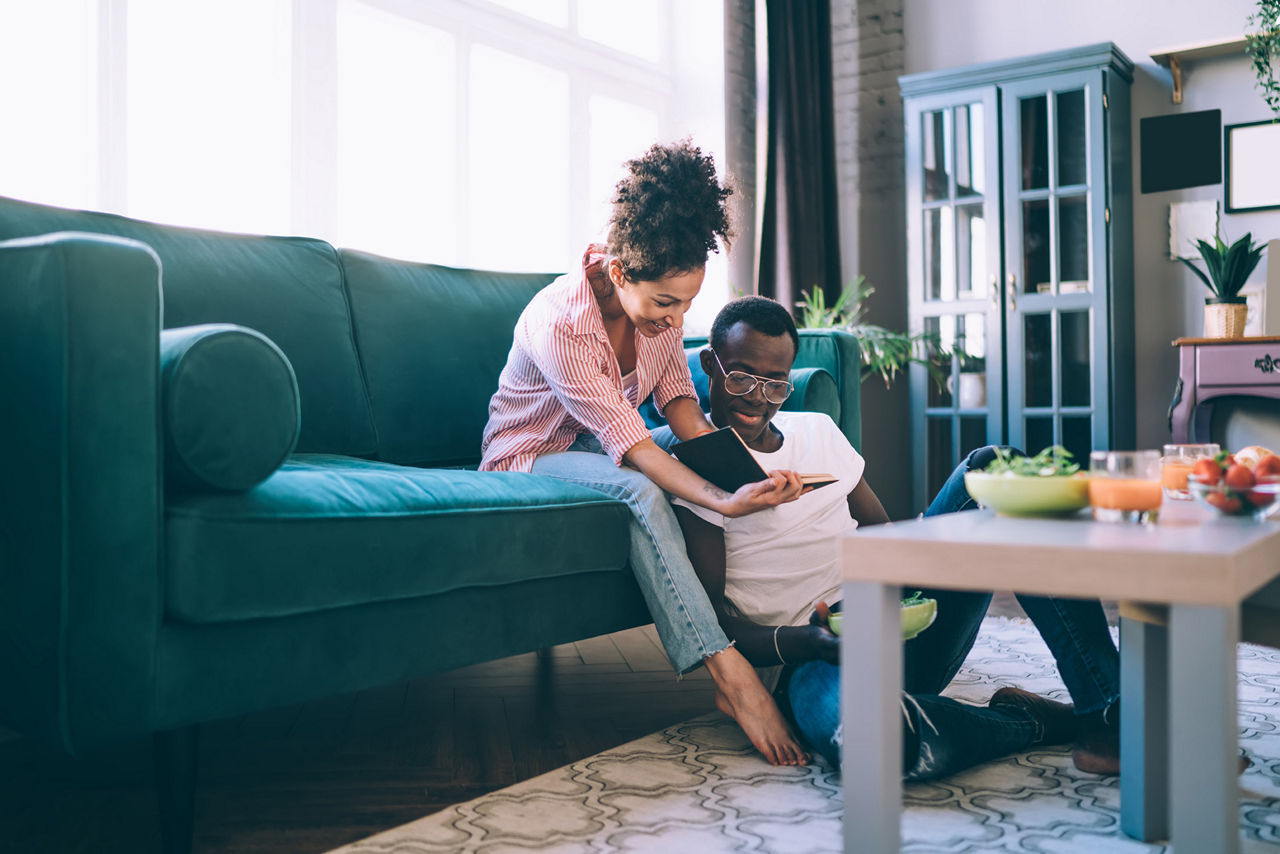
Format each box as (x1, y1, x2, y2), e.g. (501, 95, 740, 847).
(710, 349, 793, 404)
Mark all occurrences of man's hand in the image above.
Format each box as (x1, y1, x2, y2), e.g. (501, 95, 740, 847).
(720, 469, 805, 517)
(806, 600, 841, 664)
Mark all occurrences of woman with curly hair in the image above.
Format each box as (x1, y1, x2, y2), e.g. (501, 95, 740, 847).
(481, 140, 809, 766)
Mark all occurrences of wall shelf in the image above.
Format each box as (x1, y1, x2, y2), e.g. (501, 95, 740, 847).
(1151, 36, 1249, 104)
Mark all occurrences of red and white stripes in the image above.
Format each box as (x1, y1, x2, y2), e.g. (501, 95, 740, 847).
(480, 246, 696, 473)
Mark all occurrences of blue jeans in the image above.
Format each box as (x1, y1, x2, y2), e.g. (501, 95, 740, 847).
(786, 660, 1040, 779)
(531, 429, 728, 675)
(787, 445, 1121, 778)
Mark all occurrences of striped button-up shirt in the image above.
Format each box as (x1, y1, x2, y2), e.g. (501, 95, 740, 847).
(480, 246, 698, 473)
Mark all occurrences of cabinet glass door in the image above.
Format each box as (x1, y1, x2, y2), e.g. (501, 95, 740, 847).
(906, 87, 1002, 507)
(1001, 70, 1109, 466)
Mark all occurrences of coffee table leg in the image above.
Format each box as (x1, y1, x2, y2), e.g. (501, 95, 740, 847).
(1170, 603, 1240, 854)
(840, 580, 902, 854)
(1119, 615, 1168, 841)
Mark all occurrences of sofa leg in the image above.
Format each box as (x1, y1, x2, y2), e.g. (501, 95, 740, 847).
(535, 647, 557, 722)
(153, 726, 199, 854)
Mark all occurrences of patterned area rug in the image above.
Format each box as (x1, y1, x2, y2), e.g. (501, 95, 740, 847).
(329, 618, 1280, 853)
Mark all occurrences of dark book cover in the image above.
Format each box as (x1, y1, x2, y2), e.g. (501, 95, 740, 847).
(671, 427, 835, 493)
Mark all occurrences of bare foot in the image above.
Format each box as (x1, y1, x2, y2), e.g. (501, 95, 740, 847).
(706, 647, 809, 766)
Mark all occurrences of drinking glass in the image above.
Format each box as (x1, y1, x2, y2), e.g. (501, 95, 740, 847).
(1089, 450, 1163, 523)
(1161, 443, 1220, 500)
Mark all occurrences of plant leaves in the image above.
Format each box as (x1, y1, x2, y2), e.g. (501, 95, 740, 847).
(797, 278, 952, 390)
(1184, 233, 1264, 299)
(1178, 256, 1216, 295)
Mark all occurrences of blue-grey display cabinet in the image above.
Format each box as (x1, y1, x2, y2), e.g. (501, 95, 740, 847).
(900, 43, 1135, 511)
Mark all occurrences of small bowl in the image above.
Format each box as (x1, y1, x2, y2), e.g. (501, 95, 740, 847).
(827, 597, 937, 640)
(963, 471, 1091, 517)
(1187, 474, 1280, 520)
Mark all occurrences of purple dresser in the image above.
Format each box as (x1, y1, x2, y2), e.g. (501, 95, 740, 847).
(1170, 336, 1280, 443)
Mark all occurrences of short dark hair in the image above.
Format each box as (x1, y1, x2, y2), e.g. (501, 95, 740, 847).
(608, 139, 733, 282)
(710, 296, 799, 356)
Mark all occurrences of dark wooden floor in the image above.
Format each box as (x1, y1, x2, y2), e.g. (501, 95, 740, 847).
(0, 594, 1110, 854)
(0, 626, 717, 854)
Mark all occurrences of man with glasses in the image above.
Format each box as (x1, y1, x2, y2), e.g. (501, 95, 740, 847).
(671, 296, 1122, 778)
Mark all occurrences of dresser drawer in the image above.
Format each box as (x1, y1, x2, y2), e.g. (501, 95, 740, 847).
(1197, 343, 1280, 386)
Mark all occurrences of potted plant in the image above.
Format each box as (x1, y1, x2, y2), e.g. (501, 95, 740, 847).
(796, 277, 948, 388)
(1177, 232, 1266, 338)
(1247, 0, 1280, 116)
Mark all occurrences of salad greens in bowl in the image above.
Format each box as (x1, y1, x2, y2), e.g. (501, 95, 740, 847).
(963, 446, 1090, 517)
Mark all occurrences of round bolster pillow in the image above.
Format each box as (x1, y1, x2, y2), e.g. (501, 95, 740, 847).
(160, 324, 300, 491)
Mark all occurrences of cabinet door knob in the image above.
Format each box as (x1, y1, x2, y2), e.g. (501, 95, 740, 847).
(1006, 273, 1017, 312)
(989, 275, 999, 310)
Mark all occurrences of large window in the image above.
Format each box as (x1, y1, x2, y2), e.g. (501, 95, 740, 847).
(0, 0, 728, 329)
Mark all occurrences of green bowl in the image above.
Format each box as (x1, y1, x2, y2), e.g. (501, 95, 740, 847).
(827, 598, 937, 640)
(963, 471, 1090, 517)
(901, 599, 937, 640)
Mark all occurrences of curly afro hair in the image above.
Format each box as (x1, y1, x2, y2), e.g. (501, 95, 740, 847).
(607, 139, 733, 282)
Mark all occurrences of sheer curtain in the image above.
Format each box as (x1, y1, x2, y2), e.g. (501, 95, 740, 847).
(0, 0, 727, 326)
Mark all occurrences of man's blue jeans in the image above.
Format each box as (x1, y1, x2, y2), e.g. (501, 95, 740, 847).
(786, 446, 1121, 778)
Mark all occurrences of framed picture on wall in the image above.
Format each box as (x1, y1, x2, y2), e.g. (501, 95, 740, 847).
(1225, 120, 1280, 213)
(1241, 281, 1267, 336)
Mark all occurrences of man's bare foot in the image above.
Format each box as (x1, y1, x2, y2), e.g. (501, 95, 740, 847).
(706, 647, 809, 766)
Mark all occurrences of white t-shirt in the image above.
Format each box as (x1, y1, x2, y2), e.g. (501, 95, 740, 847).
(621, 368, 638, 406)
(673, 410, 866, 632)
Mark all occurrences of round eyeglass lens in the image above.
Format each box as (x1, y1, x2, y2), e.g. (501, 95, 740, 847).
(762, 382, 792, 403)
(724, 372, 757, 394)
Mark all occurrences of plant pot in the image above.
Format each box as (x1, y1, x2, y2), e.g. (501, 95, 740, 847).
(947, 372, 987, 409)
(1204, 299, 1248, 338)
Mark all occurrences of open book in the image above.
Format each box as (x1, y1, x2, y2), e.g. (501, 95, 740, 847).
(671, 427, 837, 493)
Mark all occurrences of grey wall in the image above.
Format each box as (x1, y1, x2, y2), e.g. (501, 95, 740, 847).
(898, 0, 1280, 454)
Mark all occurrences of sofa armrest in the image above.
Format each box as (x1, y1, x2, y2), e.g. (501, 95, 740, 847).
(793, 329, 862, 453)
(0, 232, 162, 753)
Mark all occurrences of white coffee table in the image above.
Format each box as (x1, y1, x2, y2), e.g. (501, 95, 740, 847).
(838, 503, 1280, 853)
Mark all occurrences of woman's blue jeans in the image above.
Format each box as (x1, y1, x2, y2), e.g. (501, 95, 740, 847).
(787, 445, 1121, 778)
(531, 430, 730, 675)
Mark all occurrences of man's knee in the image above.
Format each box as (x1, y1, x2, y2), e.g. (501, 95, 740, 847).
(964, 445, 1025, 472)
(964, 445, 1000, 472)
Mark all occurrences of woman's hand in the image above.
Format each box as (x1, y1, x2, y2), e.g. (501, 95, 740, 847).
(719, 469, 806, 518)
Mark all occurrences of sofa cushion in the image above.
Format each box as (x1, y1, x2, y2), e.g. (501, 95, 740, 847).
(0, 195, 377, 456)
(340, 250, 557, 466)
(164, 454, 631, 624)
(160, 324, 300, 491)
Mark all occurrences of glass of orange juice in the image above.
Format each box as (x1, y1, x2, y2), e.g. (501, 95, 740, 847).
(1161, 443, 1220, 500)
(1089, 450, 1163, 523)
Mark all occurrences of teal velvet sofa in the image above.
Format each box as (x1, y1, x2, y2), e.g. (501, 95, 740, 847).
(0, 194, 861, 852)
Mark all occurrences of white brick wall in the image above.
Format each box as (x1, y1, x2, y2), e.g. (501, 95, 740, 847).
(831, 0, 904, 200)
(830, 0, 912, 518)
